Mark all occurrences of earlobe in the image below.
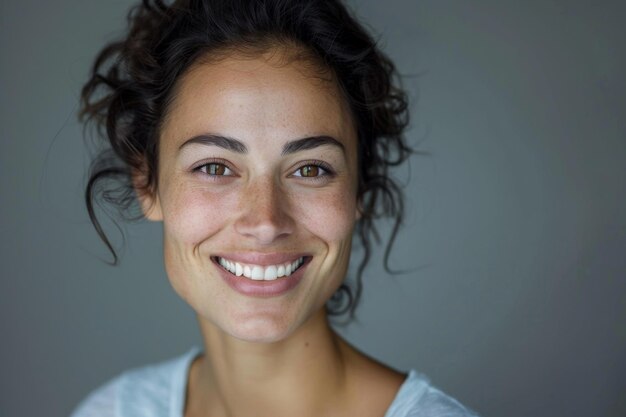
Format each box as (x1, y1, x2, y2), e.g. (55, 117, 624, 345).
(140, 190, 163, 222)
(132, 168, 163, 222)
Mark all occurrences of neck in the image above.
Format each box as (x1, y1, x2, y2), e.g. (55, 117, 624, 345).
(188, 309, 352, 417)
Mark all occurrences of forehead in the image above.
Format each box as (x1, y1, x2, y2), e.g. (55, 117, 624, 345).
(159, 47, 356, 149)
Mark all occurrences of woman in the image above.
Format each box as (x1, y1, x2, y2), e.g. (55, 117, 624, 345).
(72, 1, 479, 416)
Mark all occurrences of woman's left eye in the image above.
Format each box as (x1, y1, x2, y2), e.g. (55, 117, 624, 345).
(292, 164, 331, 178)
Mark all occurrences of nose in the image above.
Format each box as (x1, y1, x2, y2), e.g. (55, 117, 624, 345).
(234, 176, 295, 244)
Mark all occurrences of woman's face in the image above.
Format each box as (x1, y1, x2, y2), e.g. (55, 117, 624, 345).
(141, 48, 360, 343)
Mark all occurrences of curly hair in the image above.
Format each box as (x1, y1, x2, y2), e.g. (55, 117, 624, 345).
(80, 0, 412, 319)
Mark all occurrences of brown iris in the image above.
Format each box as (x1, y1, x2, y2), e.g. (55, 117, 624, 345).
(207, 163, 227, 175)
(300, 165, 319, 177)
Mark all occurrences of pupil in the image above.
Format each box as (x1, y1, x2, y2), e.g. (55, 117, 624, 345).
(303, 166, 318, 177)
(209, 164, 224, 175)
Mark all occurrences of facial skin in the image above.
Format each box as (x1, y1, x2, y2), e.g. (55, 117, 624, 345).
(139, 47, 360, 343)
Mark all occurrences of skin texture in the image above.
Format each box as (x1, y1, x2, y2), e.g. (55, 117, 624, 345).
(137, 46, 404, 417)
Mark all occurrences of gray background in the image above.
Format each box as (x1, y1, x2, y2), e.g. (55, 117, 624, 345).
(1, 0, 625, 416)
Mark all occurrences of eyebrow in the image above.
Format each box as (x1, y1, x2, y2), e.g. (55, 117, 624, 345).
(179, 134, 247, 153)
(281, 135, 345, 156)
(178, 134, 345, 155)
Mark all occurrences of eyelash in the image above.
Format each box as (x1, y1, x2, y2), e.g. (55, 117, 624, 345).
(292, 160, 335, 181)
(192, 158, 234, 178)
(191, 159, 335, 181)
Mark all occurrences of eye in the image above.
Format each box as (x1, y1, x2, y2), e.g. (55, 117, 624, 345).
(195, 162, 233, 176)
(292, 162, 334, 179)
(296, 165, 322, 177)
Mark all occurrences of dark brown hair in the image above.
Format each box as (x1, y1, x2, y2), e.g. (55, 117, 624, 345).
(80, 0, 412, 319)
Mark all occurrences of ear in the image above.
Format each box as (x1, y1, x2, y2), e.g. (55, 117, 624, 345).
(355, 199, 363, 221)
(132, 167, 163, 222)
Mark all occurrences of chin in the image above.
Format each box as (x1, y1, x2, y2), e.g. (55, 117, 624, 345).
(224, 314, 300, 344)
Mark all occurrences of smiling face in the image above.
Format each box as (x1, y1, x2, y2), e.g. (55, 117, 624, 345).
(139, 47, 360, 343)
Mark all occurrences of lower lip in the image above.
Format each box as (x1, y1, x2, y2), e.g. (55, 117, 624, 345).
(213, 258, 309, 297)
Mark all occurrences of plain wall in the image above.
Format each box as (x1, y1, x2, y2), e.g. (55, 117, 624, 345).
(1, 1, 625, 416)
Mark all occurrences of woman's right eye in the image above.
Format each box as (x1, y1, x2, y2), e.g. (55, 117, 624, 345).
(196, 162, 233, 176)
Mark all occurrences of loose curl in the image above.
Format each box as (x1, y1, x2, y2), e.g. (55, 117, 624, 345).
(80, 0, 412, 319)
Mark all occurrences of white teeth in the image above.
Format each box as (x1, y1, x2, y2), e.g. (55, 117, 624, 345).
(264, 265, 277, 280)
(217, 257, 305, 281)
(251, 266, 264, 280)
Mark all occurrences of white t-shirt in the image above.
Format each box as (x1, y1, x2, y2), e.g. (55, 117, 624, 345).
(70, 347, 480, 417)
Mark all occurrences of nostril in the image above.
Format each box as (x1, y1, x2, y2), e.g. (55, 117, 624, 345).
(234, 208, 294, 242)
(233, 180, 295, 242)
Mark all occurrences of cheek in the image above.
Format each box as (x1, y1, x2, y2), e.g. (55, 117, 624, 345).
(290, 188, 356, 310)
(160, 185, 237, 302)
(160, 185, 235, 245)
(293, 186, 357, 243)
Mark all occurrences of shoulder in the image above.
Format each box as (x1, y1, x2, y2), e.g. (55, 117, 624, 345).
(69, 375, 119, 417)
(385, 370, 481, 417)
(69, 347, 200, 417)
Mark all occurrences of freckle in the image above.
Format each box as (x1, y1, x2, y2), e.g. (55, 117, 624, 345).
(305, 342, 309, 347)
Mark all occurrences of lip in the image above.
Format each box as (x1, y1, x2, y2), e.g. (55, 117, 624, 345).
(212, 255, 311, 297)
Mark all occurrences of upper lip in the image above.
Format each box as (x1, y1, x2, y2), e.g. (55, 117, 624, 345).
(212, 252, 311, 266)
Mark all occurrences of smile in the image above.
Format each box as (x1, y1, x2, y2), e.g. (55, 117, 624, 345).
(214, 256, 307, 281)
